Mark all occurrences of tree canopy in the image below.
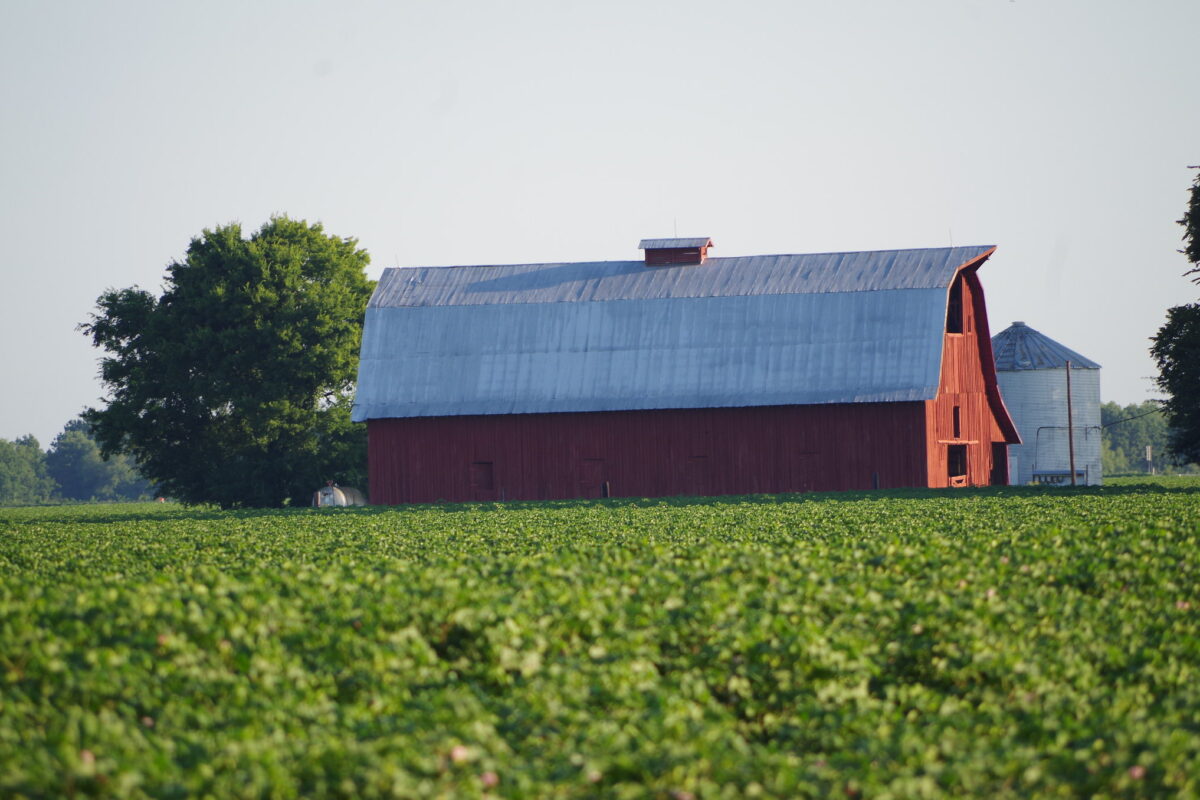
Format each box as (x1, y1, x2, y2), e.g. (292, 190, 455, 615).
(46, 418, 153, 501)
(0, 436, 55, 505)
(82, 217, 374, 508)
(1180, 168, 1200, 279)
(1151, 169, 1200, 464)
(0, 420, 155, 505)
(1100, 401, 1195, 474)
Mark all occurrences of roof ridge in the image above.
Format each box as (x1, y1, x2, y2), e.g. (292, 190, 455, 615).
(380, 244, 997, 273)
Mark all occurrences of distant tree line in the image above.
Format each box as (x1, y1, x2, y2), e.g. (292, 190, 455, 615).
(0, 418, 153, 505)
(1101, 401, 1198, 475)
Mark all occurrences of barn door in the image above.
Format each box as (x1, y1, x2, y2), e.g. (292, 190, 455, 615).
(470, 461, 496, 501)
(579, 459, 605, 499)
(990, 443, 1008, 486)
(947, 445, 968, 487)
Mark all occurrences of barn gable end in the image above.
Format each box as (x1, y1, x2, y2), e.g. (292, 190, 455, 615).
(924, 260, 1022, 489)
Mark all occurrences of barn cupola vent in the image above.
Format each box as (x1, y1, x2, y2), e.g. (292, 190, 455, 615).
(638, 237, 713, 267)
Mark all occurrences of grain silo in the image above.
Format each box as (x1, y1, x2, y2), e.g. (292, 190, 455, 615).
(992, 321, 1101, 485)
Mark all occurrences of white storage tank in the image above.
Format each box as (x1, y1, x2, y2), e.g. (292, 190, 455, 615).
(992, 322, 1102, 486)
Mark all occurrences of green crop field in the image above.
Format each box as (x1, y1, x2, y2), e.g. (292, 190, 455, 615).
(3, 479, 1200, 799)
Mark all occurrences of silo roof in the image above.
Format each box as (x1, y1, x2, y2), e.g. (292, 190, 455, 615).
(353, 245, 996, 421)
(991, 321, 1100, 371)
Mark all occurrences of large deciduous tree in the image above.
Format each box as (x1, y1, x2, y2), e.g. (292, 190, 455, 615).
(1151, 170, 1200, 464)
(82, 217, 374, 508)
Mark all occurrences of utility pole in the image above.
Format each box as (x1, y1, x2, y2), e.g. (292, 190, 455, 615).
(1066, 361, 1077, 486)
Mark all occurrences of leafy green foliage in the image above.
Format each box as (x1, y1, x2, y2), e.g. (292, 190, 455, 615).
(0, 435, 55, 505)
(1152, 304, 1200, 464)
(81, 217, 374, 509)
(2, 482, 1199, 798)
(1152, 169, 1200, 465)
(1180, 169, 1200, 279)
(1100, 401, 1196, 473)
(46, 419, 153, 502)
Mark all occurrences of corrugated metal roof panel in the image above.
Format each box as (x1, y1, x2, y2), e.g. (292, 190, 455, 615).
(639, 237, 713, 249)
(992, 321, 1100, 371)
(370, 245, 996, 308)
(352, 289, 947, 421)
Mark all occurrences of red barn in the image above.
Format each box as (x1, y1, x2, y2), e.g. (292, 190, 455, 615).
(353, 239, 1019, 503)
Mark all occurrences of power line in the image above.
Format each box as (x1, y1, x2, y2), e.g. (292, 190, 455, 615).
(1102, 405, 1163, 429)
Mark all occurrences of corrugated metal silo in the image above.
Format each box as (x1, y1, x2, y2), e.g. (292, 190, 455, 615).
(992, 322, 1102, 485)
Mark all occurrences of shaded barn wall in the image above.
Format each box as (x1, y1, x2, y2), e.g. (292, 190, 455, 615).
(924, 269, 1015, 487)
(368, 402, 929, 504)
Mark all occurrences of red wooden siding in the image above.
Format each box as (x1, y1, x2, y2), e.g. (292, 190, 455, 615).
(924, 267, 1019, 487)
(368, 402, 929, 505)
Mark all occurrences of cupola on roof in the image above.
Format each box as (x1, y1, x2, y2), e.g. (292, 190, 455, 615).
(638, 237, 713, 266)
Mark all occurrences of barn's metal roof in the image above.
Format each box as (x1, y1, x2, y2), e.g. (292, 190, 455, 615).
(992, 321, 1100, 371)
(639, 237, 713, 249)
(353, 245, 996, 421)
(368, 246, 995, 308)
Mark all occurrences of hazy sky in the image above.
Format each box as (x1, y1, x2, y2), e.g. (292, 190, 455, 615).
(2, 0, 1197, 446)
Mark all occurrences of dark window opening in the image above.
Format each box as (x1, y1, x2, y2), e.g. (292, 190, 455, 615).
(470, 461, 494, 491)
(946, 278, 963, 333)
(948, 444, 968, 482)
(990, 443, 1008, 486)
(952, 405, 961, 439)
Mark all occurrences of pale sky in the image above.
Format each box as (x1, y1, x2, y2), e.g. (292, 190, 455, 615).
(2, 0, 1197, 447)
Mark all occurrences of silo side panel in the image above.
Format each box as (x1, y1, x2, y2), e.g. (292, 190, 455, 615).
(997, 368, 1102, 485)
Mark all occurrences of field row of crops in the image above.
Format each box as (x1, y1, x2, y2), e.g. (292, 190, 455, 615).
(2, 480, 1200, 798)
